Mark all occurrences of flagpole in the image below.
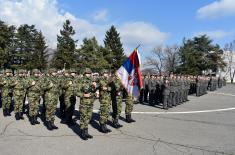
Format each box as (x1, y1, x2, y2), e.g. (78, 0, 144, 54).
(135, 44, 141, 50)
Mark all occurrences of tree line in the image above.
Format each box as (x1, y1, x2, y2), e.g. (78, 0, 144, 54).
(0, 19, 125, 72)
(0, 19, 228, 75)
(145, 35, 227, 76)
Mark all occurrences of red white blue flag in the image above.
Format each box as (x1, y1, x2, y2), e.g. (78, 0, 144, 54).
(116, 48, 143, 97)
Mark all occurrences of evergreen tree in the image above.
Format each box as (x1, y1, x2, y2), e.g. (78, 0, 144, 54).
(30, 31, 48, 70)
(178, 35, 226, 75)
(52, 20, 77, 69)
(0, 21, 15, 69)
(13, 24, 38, 70)
(104, 25, 125, 70)
(76, 37, 108, 72)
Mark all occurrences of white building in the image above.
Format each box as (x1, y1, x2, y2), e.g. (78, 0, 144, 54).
(220, 50, 235, 83)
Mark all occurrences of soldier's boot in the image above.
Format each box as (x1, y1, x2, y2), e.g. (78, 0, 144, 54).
(65, 112, 76, 126)
(3, 109, 7, 117)
(85, 129, 93, 139)
(104, 124, 112, 133)
(126, 114, 136, 123)
(46, 121, 53, 131)
(51, 121, 58, 129)
(163, 102, 168, 110)
(80, 129, 88, 140)
(67, 119, 76, 126)
(30, 116, 35, 125)
(115, 119, 123, 128)
(15, 113, 20, 120)
(100, 123, 108, 133)
(34, 116, 40, 124)
(6, 108, 11, 116)
(19, 112, 24, 120)
(112, 119, 123, 128)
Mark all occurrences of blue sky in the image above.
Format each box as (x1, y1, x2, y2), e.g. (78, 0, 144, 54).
(56, 0, 235, 45)
(0, 0, 235, 56)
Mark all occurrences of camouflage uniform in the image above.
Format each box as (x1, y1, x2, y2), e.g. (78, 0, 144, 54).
(98, 70, 112, 133)
(61, 69, 78, 126)
(43, 69, 61, 130)
(124, 88, 135, 123)
(27, 69, 42, 125)
(1, 69, 14, 116)
(110, 75, 123, 128)
(79, 68, 96, 140)
(13, 69, 27, 120)
(58, 72, 66, 119)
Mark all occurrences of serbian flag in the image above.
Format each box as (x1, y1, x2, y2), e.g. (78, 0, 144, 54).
(116, 48, 143, 98)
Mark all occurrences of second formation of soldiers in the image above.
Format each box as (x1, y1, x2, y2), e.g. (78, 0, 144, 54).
(139, 73, 226, 110)
(0, 68, 135, 140)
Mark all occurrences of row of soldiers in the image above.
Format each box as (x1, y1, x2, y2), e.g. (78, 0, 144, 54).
(139, 74, 226, 110)
(0, 68, 135, 140)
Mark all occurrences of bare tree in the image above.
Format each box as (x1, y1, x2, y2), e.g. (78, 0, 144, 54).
(164, 44, 180, 72)
(145, 45, 165, 74)
(145, 45, 180, 74)
(224, 41, 235, 83)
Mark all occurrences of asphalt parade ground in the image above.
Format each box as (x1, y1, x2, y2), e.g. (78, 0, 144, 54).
(0, 84, 235, 155)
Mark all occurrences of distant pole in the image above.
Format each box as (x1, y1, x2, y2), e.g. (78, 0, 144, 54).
(135, 44, 141, 50)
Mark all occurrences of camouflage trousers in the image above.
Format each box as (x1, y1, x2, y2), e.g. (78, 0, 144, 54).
(28, 93, 41, 117)
(116, 96, 122, 119)
(2, 91, 12, 110)
(125, 95, 133, 115)
(99, 93, 111, 124)
(64, 94, 76, 110)
(79, 98, 93, 130)
(45, 93, 58, 122)
(14, 94, 24, 113)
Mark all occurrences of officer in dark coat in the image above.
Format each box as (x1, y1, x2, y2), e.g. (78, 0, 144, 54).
(162, 76, 170, 110)
(143, 75, 149, 103)
(148, 75, 156, 106)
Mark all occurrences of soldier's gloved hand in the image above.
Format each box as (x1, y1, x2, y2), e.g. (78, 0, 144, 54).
(69, 81, 72, 85)
(32, 81, 36, 86)
(92, 82, 96, 88)
(103, 86, 108, 91)
(96, 91, 99, 97)
(84, 93, 91, 98)
(3, 80, 6, 84)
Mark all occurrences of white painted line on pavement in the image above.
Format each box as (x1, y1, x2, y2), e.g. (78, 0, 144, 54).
(131, 107, 235, 115)
(75, 107, 235, 115)
(208, 92, 235, 97)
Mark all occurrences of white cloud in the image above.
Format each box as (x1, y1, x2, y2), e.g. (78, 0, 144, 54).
(119, 21, 169, 54)
(0, 0, 106, 48)
(93, 10, 108, 22)
(194, 30, 230, 39)
(0, 0, 169, 56)
(197, 0, 235, 19)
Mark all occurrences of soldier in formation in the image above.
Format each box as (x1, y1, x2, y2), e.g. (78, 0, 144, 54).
(0, 68, 226, 140)
(139, 73, 226, 109)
